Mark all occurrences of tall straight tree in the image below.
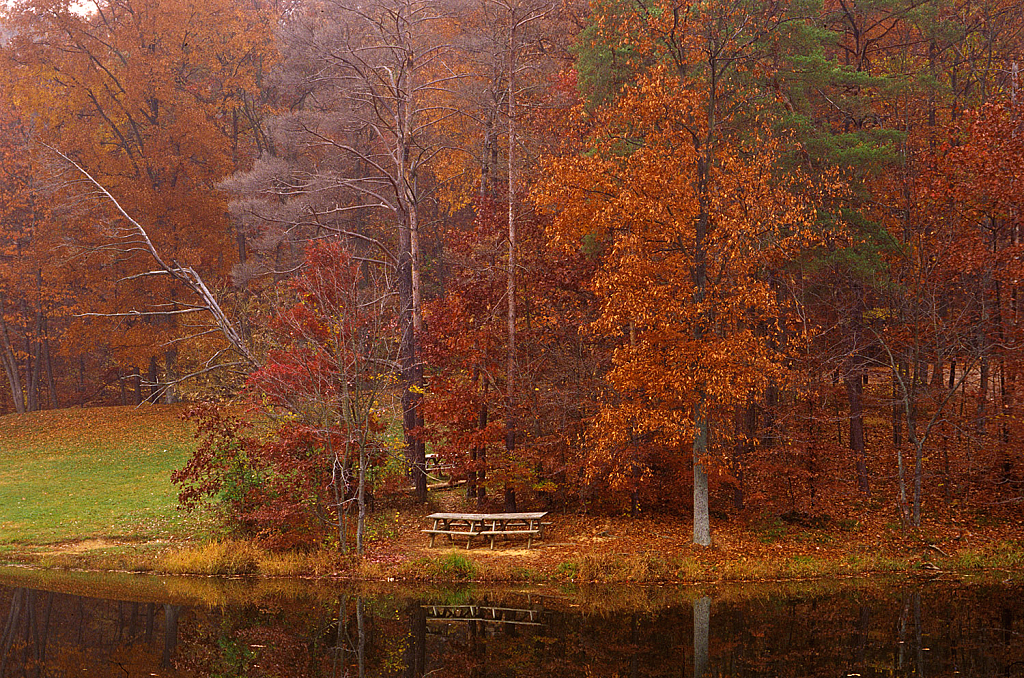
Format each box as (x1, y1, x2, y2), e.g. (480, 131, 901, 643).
(540, 79, 821, 543)
(422, 0, 572, 508)
(488, 0, 558, 511)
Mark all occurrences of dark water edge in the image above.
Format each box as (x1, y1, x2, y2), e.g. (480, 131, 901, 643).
(0, 567, 1020, 677)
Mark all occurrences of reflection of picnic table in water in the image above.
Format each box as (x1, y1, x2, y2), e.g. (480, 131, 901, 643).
(423, 512, 548, 549)
(423, 604, 544, 626)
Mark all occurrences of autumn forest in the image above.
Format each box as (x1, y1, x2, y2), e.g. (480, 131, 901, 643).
(1, 0, 1022, 548)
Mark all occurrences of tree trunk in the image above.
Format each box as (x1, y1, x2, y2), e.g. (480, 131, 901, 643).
(692, 130, 711, 547)
(975, 279, 991, 435)
(503, 12, 518, 516)
(477, 443, 488, 509)
(399, 216, 426, 501)
(148, 355, 159, 401)
(930, 358, 943, 389)
(975, 355, 989, 435)
(892, 365, 903, 447)
(42, 334, 58, 409)
(391, 23, 426, 503)
(78, 355, 86, 407)
(1001, 358, 1015, 480)
(25, 300, 43, 412)
(905, 385, 923, 526)
(693, 406, 711, 546)
(0, 294, 26, 414)
(474, 372, 490, 504)
(163, 348, 178, 404)
(468, 368, 486, 500)
(912, 441, 923, 526)
(357, 440, 367, 555)
(133, 367, 142, 405)
(846, 362, 870, 495)
(0, 339, 25, 415)
(732, 400, 754, 510)
(897, 437, 909, 523)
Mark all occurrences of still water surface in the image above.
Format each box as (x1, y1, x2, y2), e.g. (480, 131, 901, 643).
(0, 570, 1019, 676)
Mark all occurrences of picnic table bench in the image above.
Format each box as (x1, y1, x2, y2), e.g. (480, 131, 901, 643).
(423, 512, 548, 550)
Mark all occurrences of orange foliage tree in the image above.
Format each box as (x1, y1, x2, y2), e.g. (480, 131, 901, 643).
(537, 49, 825, 541)
(538, 0, 838, 542)
(0, 106, 75, 413)
(1, 0, 275, 403)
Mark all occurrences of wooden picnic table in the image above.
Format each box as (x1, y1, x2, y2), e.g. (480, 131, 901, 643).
(423, 512, 548, 550)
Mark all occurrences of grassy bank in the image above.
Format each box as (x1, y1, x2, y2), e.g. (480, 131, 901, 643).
(1, 406, 1022, 584)
(0, 405, 208, 548)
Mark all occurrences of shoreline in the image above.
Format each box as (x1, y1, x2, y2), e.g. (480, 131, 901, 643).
(2, 506, 1021, 586)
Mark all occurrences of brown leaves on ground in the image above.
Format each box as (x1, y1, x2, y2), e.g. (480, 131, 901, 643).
(362, 489, 1024, 583)
(0, 404, 194, 453)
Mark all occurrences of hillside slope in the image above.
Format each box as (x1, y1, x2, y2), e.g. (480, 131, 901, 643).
(0, 405, 196, 545)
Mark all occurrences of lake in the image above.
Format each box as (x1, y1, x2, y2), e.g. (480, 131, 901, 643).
(0, 568, 1019, 676)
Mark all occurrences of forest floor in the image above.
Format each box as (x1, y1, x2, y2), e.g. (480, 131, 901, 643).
(338, 485, 1024, 585)
(0, 405, 1022, 584)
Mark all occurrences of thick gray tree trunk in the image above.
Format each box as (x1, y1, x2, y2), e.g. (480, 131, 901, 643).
(693, 408, 711, 546)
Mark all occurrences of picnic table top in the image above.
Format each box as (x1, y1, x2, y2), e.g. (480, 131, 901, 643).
(427, 512, 547, 521)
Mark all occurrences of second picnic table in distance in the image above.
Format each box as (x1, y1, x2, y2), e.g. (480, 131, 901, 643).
(423, 512, 548, 550)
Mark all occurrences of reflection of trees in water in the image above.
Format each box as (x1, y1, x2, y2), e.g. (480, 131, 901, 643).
(0, 589, 53, 676)
(331, 595, 368, 678)
(364, 587, 1022, 677)
(406, 602, 425, 678)
(419, 598, 546, 678)
(0, 588, 180, 677)
(0, 583, 1020, 676)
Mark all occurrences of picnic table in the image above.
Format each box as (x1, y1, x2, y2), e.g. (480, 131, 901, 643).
(423, 512, 548, 550)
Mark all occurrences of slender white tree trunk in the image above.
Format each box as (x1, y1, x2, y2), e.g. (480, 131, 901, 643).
(504, 13, 519, 511)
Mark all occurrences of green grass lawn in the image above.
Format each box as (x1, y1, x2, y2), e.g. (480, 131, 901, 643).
(0, 405, 199, 545)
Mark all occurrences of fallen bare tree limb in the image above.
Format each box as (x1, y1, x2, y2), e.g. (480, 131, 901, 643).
(45, 144, 259, 369)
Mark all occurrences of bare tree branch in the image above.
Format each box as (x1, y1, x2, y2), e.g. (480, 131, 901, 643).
(44, 144, 258, 368)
